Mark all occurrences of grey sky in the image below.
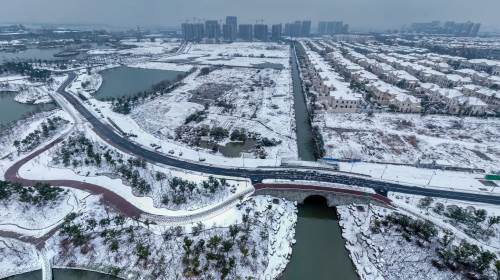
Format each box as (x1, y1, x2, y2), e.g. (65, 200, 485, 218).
(1, 0, 499, 31)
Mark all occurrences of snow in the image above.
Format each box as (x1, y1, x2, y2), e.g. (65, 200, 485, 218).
(0, 74, 67, 104)
(0, 187, 87, 238)
(337, 204, 458, 280)
(18, 126, 254, 218)
(42, 194, 297, 280)
(0, 238, 39, 279)
(118, 39, 182, 55)
(317, 112, 500, 172)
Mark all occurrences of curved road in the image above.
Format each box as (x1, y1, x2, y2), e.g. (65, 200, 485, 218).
(51, 72, 500, 206)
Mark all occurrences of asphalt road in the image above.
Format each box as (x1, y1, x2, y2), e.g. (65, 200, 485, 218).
(55, 72, 500, 205)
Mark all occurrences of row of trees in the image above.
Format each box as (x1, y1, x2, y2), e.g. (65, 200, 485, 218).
(54, 134, 152, 195)
(0, 62, 51, 82)
(0, 181, 64, 206)
(13, 116, 66, 153)
(160, 176, 229, 206)
(372, 211, 499, 278)
(111, 70, 194, 114)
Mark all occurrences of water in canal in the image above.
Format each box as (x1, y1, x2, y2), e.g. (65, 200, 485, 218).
(284, 44, 359, 279)
(94, 66, 184, 100)
(4, 269, 120, 280)
(0, 91, 56, 127)
(291, 44, 316, 161)
(281, 196, 359, 280)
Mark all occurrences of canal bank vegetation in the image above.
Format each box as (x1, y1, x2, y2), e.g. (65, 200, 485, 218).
(110, 68, 195, 114)
(47, 195, 297, 280)
(338, 203, 500, 280)
(52, 132, 241, 211)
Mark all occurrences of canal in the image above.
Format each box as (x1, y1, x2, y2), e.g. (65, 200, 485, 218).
(290, 43, 316, 162)
(282, 43, 359, 280)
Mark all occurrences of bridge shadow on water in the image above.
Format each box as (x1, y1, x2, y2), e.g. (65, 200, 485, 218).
(280, 195, 359, 280)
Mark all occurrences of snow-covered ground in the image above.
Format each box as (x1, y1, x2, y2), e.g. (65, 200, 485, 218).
(42, 194, 297, 280)
(390, 192, 500, 251)
(318, 112, 500, 172)
(158, 42, 289, 68)
(0, 238, 39, 279)
(132, 65, 297, 162)
(17, 124, 254, 218)
(0, 74, 67, 104)
(338, 204, 459, 280)
(118, 39, 182, 56)
(0, 109, 74, 180)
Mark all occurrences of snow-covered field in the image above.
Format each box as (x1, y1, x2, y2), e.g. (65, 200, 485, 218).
(132, 65, 297, 161)
(158, 42, 289, 68)
(318, 112, 500, 172)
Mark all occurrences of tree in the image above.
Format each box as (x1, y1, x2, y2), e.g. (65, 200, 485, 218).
(229, 225, 240, 241)
(487, 216, 500, 229)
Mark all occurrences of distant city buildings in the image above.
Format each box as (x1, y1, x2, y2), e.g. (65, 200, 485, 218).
(205, 20, 221, 40)
(253, 24, 268, 41)
(284, 21, 311, 37)
(182, 17, 352, 42)
(223, 16, 238, 41)
(406, 21, 481, 37)
(318, 21, 349, 35)
(271, 24, 283, 41)
(181, 23, 204, 41)
(238, 24, 253, 41)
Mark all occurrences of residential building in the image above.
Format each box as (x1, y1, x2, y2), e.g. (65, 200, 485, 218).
(238, 24, 253, 41)
(205, 20, 221, 40)
(271, 24, 282, 41)
(253, 24, 268, 41)
(224, 16, 238, 41)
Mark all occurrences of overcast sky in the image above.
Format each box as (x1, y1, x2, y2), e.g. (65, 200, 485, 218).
(1, 0, 499, 31)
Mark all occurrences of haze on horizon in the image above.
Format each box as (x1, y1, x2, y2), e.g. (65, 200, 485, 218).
(1, 0, 499, 31)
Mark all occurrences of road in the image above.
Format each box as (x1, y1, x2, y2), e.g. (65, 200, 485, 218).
(51, 72, 500, 206)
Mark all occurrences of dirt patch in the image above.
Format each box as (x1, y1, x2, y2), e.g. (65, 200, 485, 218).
(189, 83, 233, 105)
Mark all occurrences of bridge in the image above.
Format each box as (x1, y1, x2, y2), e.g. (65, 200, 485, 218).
(254, 183, 392, 207)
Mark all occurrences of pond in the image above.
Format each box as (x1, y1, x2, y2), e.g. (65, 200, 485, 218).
(94, 66, 184, 100)
(0, 91, 56, 128)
